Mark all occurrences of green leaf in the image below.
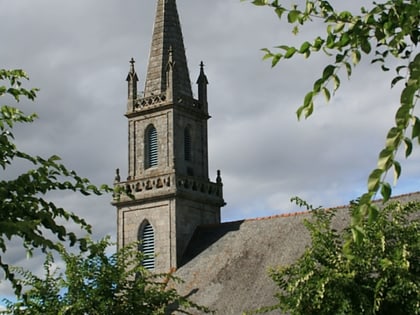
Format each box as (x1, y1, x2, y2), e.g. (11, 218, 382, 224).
(403, 137, 413, 157)
(274, 7, 286, 19)
(0, 86, 6, 96)
(411, 116, 420, 142)
(393, 161, 402, 185)
(344, 62, 352, 78)
(385, 127, 402, 147)
(352, 50, 361, 65)
(339, 33, 350, 46)
(303, 91, 313, 108)
(367, 203, 379, 223)
(396, 65, 407, 75)
(360, 38, 371, 54)
(322, 87, 331, 102)
(305, 103, 314, 118)
(381, 64, 390, 71)
(313, 78, 324, 93)
(351, 225, 365, 244)
(299, 41, 311, 54)
(338, 11, 353, 20)
(251, 0, 268, 5)
(334, 22, 345, 33)
(395, 104, 411, 128)
(332, 74, 341, 92)
(377, 148, 393, 170)
(287, 10, 301, 23)
(400, 86, 417, 108)
(371, 57, 385, 64)
(312, 37, 324, 51)
(300, 92, 314, 119)
(380, 182, 392, 203)
(284, 47, 297, 59)
(391, 76, 404, 88)
(367, 168, 383, 192)
(296, 105, 305, 120)
(322, 65, 335, 81)
(271, 54, 282, 67)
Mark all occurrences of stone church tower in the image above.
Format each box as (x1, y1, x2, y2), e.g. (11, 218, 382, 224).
(112, 0, 225, 272)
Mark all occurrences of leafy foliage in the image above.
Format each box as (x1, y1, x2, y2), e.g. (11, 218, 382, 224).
(244, 0, 420, 242)
(251, 200, 420, 315)
(0, 69, 110, 293)
(3, 238, 210, 315)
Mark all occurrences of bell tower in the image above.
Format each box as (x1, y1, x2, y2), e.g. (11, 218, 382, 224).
(113, 0, 225, 272)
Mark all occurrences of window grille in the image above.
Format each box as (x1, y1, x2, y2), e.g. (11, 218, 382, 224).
(184, 127, 191, 161)
(147, 126, 158, 168)
(140, 223, 155, 270)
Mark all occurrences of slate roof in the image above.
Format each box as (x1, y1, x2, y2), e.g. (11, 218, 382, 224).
(175, 192, 420, 315)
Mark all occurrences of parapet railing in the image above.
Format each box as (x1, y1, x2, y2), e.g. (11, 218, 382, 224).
(113, 173, 223, 201)
(131, 93, 204, 112)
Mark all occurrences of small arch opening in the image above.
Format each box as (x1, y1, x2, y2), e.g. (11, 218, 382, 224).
(184, 127, 192, 162)
(138, 221, 155, 270)
(145, 125, 158, 168)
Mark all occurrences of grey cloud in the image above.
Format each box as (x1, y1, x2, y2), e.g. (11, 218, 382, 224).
(1, 0, 419, 298)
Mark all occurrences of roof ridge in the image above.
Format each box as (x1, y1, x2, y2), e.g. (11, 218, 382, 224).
(212, 191, 420, 226)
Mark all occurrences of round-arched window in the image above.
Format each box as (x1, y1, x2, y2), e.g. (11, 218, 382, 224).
(139, 222, 155, 270)
(145, 125, 158, 168)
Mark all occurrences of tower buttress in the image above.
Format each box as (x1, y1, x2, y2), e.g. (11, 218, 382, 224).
(113, 0, 225, 272)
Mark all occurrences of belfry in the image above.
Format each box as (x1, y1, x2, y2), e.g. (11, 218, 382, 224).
(112, 0, 225, 272)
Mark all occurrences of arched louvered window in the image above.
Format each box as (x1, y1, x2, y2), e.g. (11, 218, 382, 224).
(184, 127, 191, 161)
(139, 222, 155, 270)
(146, 125, 158, 168)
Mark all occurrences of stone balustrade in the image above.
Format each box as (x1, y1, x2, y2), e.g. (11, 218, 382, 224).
(113, 173, 222, 201)
(176, 175, 222, 198)
(134, 93, 167, 111)
(131, 94, 204, 113)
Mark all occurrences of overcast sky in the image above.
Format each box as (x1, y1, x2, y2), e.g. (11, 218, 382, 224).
(1, 0, 420, 299)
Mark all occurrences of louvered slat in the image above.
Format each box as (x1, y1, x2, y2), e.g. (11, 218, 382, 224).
(141, 223, 155, 270)
(184, 128, 191, 161)
(147, 126, 158, 167)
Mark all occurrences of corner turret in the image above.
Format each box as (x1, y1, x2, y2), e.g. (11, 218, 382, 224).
(196, 61, 209, 113)
(126, 58, 139, 111)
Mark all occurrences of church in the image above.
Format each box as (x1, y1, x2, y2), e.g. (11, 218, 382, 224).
(112, 1, 420, 314)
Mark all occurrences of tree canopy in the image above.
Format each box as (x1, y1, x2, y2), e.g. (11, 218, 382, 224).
(245, 0, 420, 242)
(0, 69, 109, 293)
(250, 199, 420, 315)
(2, 238, 209, 315)
(242, 1, 420, 313)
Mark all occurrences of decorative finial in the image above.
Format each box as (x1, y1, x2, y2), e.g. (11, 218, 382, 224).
(197, 60, 209, 108)
(126, 57, 138, 83)
(216, 170, 222, 184)
(129, 58, 136, 72)
(197, 61, 208, 84)
(114, 168, 121, 183)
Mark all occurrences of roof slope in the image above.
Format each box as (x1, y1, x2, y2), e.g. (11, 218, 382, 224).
(175, 192, 420, 314)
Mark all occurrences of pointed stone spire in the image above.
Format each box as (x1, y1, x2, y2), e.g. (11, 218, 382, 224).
(144, 0, 192, 98)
